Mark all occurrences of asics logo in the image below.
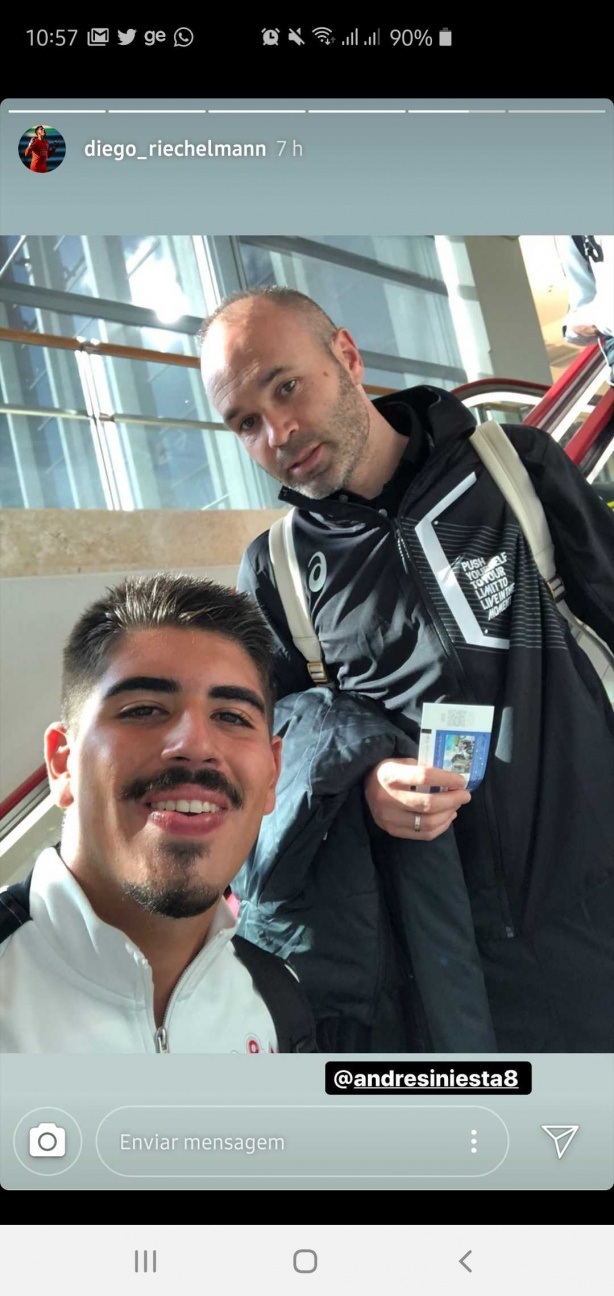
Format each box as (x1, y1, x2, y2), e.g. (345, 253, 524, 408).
(308, 551, 327, 593)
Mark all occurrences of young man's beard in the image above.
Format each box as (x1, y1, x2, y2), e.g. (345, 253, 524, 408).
(124, 839, 220, 919)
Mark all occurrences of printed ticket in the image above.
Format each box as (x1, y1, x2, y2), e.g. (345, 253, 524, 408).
(418, 703, 495, 791)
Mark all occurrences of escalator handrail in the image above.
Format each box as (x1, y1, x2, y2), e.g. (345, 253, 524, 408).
(521, 343, 605, 434)
(0, 765, 48, 822)
(453, 377, 548, 401)
(564, 386, 614, 466)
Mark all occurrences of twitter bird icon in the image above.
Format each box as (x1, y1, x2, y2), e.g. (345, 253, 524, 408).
(118, 29, 137, 45)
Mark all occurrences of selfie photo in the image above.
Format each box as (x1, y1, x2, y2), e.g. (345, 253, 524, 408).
(1, 232, 613, 1059)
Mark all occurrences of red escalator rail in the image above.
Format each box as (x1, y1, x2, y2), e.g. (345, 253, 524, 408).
(453, 377, 547, 402)
(521, 343, 603, 435)
(0, 765, 47, 821)
(564, 385, 614, 467)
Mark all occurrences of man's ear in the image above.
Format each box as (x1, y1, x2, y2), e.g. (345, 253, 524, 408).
(263, 734, 283, 817)
(331, 327, 364, 386)
(44, 723, 74, 809)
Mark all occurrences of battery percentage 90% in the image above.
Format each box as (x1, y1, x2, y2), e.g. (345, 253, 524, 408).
(390, 29, 433, 45)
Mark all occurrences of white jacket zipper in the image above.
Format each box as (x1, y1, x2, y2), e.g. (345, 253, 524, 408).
(152, 927, 231, 1052)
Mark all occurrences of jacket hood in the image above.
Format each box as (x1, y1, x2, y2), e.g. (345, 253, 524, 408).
(374, 384, 476, 447)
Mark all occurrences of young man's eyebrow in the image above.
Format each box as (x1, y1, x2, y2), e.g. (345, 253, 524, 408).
(103, 678, 266, 716)
(224, 366, 291, 424)
(209, 685, 266, 716)
(103, 676, 180, 701)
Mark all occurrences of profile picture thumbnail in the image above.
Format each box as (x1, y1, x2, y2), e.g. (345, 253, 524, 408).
(18, 125, 66, 174)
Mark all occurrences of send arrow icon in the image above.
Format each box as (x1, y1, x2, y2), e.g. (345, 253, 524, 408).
(541, 1125, 579, 1159)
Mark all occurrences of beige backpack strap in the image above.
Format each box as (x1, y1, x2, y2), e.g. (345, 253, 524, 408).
(470, 420, 556, 586)
(470, 420, 614, 695)
(268, 511, 331, 685)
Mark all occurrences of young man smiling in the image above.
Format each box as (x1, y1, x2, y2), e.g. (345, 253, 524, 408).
(0, 574, 317, 1054)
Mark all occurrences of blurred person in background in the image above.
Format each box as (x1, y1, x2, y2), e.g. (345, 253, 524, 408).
(555, 235, 614, 382)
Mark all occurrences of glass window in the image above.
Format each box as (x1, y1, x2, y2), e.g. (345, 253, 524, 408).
(0, 236, 30, 284)
(313, 235, 443, 277)
(111, 422, 268, 511)
(0, 419, 23, 508)
(0, 341, 88, 417)
(237, 239, 463, 370)
(1, 235, 208, 320)
(364, 367, 458, 394)
(239, 242, 276, 290)
(0, 413, 106, 509)
(0, 234, 480, 511)
(91, 353, 215, 423)
(55, 235, 91, 293)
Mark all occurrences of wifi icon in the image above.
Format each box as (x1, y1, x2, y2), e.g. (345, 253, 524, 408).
(312, 26, 334, 43)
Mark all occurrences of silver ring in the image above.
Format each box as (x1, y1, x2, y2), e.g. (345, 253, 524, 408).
(414, 813, 421, 833)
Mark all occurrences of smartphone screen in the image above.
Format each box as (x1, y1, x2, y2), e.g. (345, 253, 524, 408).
(1, 15, 612, 1289)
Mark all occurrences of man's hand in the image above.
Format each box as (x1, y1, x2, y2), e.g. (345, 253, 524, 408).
(364, 758, 471, 841)
(567, 308, 600, 338)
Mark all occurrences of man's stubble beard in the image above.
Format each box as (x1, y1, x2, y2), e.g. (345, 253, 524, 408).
(276, 362, 370, 500)
(124, 838, 221, 920)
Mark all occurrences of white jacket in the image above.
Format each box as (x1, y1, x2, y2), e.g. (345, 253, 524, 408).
(0, 848, 277, 1054)
(555, 234, 613, 343)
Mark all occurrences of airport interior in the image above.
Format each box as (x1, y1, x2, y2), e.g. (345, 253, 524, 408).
(1, 233, 613, 882)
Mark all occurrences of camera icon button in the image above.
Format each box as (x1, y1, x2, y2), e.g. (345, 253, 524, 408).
(29, 1121, 67, 1157)
(13, 1107, 82, 1176)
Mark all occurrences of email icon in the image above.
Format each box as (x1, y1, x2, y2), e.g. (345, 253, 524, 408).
(88, 28, 109, 45)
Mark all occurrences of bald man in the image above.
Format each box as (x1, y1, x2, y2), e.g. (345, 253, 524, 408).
(200, 286, 614, 1052)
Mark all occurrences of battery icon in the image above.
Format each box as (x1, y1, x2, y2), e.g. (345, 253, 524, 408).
(439, 28, 452, 45)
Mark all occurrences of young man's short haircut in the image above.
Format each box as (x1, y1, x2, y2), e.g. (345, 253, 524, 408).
(61, 573, 276, 730)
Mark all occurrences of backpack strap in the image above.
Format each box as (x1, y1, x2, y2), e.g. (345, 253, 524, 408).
(470, 420, 556, 581)
(470, 420, 614, 694)
(231, 934, 318, 1053)
(0, 872, 33, 946)
(268, 510, 331, 684)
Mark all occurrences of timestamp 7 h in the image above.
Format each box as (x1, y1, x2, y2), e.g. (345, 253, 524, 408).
(26, 30, 78, 46)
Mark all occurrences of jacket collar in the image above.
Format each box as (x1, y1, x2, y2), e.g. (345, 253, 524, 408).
(278, 384, 476, 510)
(28, 847, 236, 1001)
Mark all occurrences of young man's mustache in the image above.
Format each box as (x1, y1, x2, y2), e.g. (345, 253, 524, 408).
(121, 768, 244, 809)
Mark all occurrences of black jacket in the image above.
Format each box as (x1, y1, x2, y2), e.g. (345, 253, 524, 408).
(238, 386, 614, 1051)
(235, 688, 497, 1053)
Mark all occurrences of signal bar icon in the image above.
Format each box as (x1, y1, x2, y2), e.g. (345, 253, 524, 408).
(342, 28, 358, 45)
(364, 29, 380, 45)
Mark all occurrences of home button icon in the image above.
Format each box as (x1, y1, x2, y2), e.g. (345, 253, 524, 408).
(293, 1250, 318, 1274)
